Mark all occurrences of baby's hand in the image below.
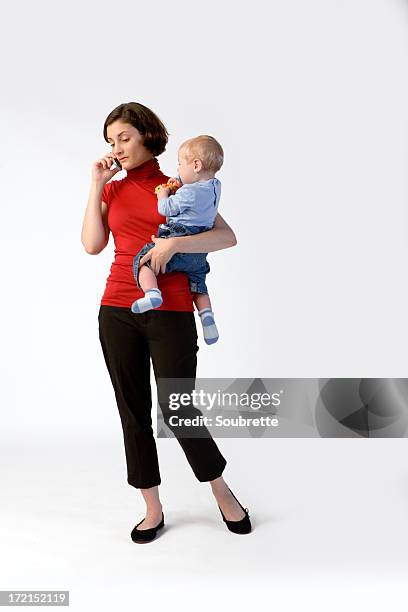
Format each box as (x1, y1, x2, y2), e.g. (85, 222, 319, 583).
(155, 185, 171, 199)
(154, 183, 166, 195)
(154, 178, 181, 196)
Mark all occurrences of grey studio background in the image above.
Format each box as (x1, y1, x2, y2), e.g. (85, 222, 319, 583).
(1, 1, 408, 611)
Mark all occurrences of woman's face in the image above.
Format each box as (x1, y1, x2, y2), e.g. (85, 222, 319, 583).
(106, 120, 153, 170)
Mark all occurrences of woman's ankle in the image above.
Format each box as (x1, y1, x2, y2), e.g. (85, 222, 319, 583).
(210, 476, 229, 496)
(145, 502, 163, 515)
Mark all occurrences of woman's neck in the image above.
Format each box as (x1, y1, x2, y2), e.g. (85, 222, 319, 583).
(127, 154, 154, 171)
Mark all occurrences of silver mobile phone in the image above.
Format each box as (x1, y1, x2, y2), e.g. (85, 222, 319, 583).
(111, 157, 122, 171)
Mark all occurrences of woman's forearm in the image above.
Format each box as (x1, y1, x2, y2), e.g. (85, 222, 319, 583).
(170, 214, 237, 254)
(81, 181, 107, 254)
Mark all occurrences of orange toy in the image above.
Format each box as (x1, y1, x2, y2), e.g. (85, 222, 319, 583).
(155, 178, 181, 195)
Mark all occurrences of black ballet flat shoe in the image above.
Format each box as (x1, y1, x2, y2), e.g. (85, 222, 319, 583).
(131, 512, 165, 543)
(218, 487, 252, 534)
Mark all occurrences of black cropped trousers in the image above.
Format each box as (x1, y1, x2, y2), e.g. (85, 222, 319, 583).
(98, 305, 227, 489)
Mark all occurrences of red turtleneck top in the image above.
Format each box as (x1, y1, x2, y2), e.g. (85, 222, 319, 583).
(100, 157, 194, 311)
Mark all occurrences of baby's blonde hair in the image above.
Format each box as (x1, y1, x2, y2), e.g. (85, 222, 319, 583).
(179, 135, 224, 173)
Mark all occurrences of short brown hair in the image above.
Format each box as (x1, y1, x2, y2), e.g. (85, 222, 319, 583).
(180, 135, 224, 173)
(103, 102, 169, 156)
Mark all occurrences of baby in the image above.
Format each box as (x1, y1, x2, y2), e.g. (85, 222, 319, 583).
(131, 135, 223, 345)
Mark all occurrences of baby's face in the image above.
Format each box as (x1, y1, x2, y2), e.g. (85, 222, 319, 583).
(177, 150, 198, 184)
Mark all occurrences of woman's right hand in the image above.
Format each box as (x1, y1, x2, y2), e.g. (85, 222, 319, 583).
(92, 154, 121, 185)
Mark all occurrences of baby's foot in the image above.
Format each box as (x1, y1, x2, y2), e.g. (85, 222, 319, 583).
(198, 308, 219, 344)
(131, 288, 163, 314)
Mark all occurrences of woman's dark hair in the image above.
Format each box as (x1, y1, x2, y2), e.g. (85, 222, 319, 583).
(103, 102, 169, 156)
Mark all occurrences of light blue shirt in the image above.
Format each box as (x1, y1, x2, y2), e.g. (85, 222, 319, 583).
(158, 178, 221, 227)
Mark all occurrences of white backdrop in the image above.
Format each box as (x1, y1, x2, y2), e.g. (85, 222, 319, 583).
(1, 1, 408, 609)
(2, 0, 408, 435)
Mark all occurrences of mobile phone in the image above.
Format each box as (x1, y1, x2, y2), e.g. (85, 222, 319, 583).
(111, 157, 122, 171)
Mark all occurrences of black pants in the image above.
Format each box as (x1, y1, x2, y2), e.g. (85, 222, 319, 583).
(98, 305, 227, 489)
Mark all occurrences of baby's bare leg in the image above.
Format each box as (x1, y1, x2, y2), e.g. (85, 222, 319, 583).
(193, 292, 211, 311)
(138, 264, 158, 292)
(131, 264, 163, 314)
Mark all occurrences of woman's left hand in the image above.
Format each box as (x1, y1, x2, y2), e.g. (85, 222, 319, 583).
(139, 235, 176, 274)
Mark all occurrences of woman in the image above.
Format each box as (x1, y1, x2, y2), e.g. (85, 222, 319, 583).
(81, 102, 252, 542)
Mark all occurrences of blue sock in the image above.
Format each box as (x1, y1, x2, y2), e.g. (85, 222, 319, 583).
(131, 288, 163, 314)
(198, 307, 219, 345)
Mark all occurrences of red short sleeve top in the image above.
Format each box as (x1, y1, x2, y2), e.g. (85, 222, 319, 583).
(100, 157, 194, 311)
